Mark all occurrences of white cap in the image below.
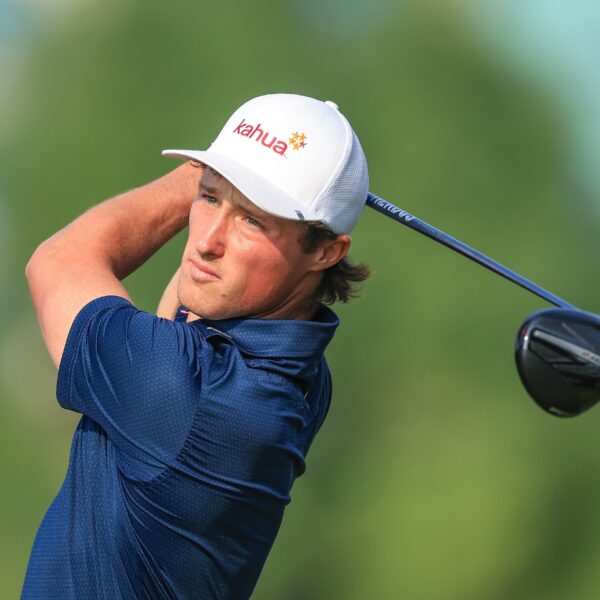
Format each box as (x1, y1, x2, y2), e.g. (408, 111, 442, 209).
(162, 93, 369, 234)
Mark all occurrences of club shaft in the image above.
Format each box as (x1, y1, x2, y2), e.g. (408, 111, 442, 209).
(366, 193, 577, 310)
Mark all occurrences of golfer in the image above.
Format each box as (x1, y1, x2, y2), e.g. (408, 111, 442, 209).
(23, 93, 369, 599)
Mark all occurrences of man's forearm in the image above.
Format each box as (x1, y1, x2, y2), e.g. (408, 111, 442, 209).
(34, 162, 201, 279)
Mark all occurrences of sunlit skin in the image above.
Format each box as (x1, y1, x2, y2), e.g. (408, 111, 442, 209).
(177, 168, 351, 322)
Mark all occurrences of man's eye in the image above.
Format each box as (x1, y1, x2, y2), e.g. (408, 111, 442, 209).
(246, 215, 263, 228)
(203, 194, 218, 204)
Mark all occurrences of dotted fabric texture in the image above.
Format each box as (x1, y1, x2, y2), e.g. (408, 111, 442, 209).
(21, 296, 337, 599)
(311, 125, 369, 234)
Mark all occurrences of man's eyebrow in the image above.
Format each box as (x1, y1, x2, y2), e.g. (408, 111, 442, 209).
(198, 180, 274, 223)
(236, 198, 272, 221)
(199, 181, 218, 194)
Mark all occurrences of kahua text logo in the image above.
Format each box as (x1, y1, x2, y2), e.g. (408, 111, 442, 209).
(232, 119, 308, 156)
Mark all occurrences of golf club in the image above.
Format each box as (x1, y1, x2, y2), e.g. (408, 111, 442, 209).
(366, 193, 600, 417)
(515, 309, 600, 417)
(366, 193, 575, 309)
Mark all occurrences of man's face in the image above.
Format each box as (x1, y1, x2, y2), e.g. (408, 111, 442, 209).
(177, 168, 327, 320)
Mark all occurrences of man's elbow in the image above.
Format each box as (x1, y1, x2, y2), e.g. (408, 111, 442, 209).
(26, 240, 48, 276)
(26, 243, 45, 284)
(25, 240, 63, 299)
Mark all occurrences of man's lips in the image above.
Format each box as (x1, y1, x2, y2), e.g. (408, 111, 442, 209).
(188, 259, 220, 283)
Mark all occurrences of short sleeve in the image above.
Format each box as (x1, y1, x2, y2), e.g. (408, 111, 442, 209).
(56, 295, 204, 470)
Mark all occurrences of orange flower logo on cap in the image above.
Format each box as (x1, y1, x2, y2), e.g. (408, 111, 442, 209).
(289, 132, 307, 151)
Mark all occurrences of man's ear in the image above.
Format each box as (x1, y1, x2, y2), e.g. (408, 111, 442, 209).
(310, 235, 351, 272)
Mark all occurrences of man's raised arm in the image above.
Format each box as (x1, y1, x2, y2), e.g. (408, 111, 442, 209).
(25, 162, 202, 368)
(156, 267, 182, 320)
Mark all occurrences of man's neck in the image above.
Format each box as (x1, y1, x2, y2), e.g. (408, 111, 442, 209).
(185, 301, 321, 323)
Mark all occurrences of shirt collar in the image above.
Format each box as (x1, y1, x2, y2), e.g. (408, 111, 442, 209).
(189, 305, 339, 359)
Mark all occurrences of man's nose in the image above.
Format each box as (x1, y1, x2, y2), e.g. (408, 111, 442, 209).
(195, 213, 228, 258)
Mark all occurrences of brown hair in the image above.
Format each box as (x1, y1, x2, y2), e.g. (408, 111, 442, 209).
(298, 222, 370, 305)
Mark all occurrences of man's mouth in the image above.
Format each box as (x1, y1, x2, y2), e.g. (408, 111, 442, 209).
(188, 259, 220, 283)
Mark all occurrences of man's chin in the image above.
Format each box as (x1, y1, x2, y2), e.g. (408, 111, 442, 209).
(178, 285, 226, 321)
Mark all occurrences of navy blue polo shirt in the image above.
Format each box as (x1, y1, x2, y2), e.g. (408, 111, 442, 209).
(21, 295, 338, 599)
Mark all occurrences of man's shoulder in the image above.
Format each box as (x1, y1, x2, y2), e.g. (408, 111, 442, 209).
(61, 296, 215, 388)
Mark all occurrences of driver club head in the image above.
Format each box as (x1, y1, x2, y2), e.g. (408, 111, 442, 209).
(515, 308, 600, 417)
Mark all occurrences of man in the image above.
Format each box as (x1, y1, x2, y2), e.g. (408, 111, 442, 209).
(23, 93, 369, 599)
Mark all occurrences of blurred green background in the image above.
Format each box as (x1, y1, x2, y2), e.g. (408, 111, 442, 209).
(2, 0, 600, 598)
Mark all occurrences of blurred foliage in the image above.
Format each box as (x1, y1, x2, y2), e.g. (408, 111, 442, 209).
(2, 0, 600, 598)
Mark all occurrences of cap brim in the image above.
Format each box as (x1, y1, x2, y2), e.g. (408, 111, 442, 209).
(162, 149, 320, 224)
